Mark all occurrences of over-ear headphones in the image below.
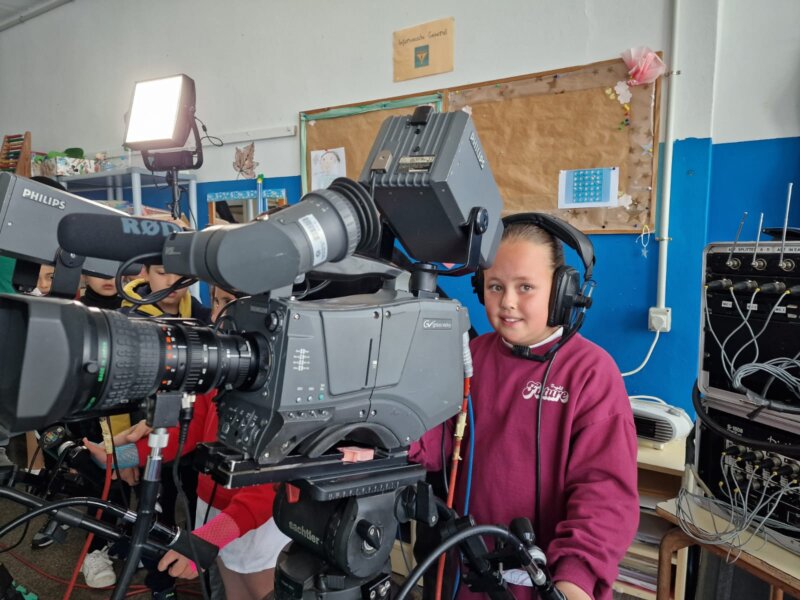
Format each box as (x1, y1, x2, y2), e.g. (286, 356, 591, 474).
(471, 212, 595, 330)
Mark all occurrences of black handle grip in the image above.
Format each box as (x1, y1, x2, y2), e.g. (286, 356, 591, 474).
(169, 529, 219, 570)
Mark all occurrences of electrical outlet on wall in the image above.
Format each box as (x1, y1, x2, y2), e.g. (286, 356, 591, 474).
(648, 307, 672, 332)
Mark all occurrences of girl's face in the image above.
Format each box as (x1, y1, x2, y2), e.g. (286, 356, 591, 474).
(482, 239, 558, 347)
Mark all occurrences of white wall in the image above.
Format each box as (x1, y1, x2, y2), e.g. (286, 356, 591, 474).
(1, 0, 676, 182)
(711, 0, 800, 144)
(2, 0, 796, 181)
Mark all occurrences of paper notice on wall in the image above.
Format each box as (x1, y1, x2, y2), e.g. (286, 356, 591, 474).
(310, 147, 346, 190)
(393, 17, 454, 82)
(558, 167, 620, 209)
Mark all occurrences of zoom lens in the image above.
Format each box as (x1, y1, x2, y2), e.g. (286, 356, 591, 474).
(0, 295, 268, 434)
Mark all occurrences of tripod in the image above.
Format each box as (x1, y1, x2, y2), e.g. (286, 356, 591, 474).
(197, 446, 438, 600)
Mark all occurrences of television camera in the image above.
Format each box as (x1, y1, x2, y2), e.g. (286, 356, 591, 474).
(0, 108, 564, 600)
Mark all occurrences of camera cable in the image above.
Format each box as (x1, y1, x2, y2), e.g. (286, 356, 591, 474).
(110, 425, 170, 600)
(397, 523, 565, 600)
(170, 404, 211, 600)
(115, 252, 198, 308)
(449, 394, 477, 600)
(692, 381, 800, 457)
(434, 350, 474, 600)
(64, 418, 115, 599)
(0, 441, 45, 556)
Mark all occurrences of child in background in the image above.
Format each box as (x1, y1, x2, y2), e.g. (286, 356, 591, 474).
(88, 285, 290, 599)
(120, 264, 210, 323)
(81, 274, 123, 309)
(410, 220, 639, 600)
(32, 264, 54, 296)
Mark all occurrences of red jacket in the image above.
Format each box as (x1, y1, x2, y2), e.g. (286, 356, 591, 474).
(135, 391, 276, 536)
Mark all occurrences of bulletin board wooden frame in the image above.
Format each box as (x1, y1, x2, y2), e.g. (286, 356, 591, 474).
(300, 56, 661, 234)
(300, 93, 443, 194)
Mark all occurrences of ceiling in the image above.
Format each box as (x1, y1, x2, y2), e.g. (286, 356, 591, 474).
(0, 0, 73, 34)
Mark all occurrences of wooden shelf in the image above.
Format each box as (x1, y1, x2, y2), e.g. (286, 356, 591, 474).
(631, 437, 688, 600)
(613, 580, 657, 599)
(637, 438, 686, 476)
(657, 499, 800, 583)
(627, 540, 676, 565)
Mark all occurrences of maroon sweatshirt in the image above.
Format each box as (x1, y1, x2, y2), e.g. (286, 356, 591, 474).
(410, 332, 639, 600)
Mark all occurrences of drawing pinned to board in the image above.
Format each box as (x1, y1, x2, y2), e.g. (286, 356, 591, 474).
(558, 167, 620, 209)
(311, 147, 346, 190)
(233, 142, 258, 179)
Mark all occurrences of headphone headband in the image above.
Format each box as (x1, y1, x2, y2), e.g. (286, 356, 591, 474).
(501, 212, 595, 282)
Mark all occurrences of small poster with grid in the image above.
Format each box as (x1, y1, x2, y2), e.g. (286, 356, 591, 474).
(558, 167, 619, 209)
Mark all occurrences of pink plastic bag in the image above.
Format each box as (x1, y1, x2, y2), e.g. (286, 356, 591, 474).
(621, 47, 666, 85)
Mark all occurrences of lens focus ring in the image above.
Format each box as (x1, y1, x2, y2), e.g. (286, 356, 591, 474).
(102, 312, 162, 405)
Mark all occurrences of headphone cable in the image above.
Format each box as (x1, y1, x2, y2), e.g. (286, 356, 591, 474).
(534, 352, 558, 536)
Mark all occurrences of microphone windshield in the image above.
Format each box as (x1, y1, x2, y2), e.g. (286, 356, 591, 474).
(58, 213, 181, 263)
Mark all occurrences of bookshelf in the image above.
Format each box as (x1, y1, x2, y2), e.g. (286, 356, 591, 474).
(614, 438, 688, 600)
(0, 132, 31, 177)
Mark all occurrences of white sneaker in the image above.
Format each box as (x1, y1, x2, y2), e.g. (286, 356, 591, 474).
(81, 548, 116, 588)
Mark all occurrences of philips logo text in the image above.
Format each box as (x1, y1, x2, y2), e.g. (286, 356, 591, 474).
(469, 132, 486, 170)
(22, 187, 65, 210)
(121, 218, 178, 236)
(423, 319, 452, 330)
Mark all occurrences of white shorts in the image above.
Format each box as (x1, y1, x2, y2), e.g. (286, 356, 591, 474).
(195, 498, 291, 574)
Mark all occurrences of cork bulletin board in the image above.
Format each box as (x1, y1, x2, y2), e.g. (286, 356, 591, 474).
(300, 57, 660, 233)
(446, 58, 660, 233)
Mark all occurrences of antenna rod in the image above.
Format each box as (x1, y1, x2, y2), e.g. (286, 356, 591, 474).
(779, 182, 794, 270)
(726, 212, 747, 268)
(752, 212, 765, 268)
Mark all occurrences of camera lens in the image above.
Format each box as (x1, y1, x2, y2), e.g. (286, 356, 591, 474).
(89, 310, 268, 412)
(0, 296, 268, 432)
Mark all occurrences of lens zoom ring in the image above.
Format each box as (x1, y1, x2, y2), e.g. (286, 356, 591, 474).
(103, 312, 162, 404)
(183, 328, 205, 390)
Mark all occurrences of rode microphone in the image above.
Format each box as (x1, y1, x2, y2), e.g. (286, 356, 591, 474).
(58, 213, 181, 264)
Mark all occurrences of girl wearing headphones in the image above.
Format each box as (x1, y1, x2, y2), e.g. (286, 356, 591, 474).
(411, 216, 638, 600)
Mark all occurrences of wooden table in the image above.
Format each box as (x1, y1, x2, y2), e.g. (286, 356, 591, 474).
(656, 498, 800, 600)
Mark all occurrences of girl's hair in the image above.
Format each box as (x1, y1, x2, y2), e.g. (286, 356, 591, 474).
(501, 222, 565, 272)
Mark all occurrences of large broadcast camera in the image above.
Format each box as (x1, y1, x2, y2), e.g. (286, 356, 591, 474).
(0, 108, 567, 600)
(0, 108, 501, 456)
(0, 108, 573, 600)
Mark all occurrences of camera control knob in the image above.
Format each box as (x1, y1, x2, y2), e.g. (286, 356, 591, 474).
(84, 361, 99, 375)
(474, 207, 489, 235)
(266, 311, 283, 332)
(356, 519, 382, 552)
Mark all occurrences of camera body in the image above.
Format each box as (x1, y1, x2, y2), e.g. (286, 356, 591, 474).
(217, 289, 469, 464)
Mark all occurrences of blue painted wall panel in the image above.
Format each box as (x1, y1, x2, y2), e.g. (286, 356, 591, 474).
(708, 137, 800, 242)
